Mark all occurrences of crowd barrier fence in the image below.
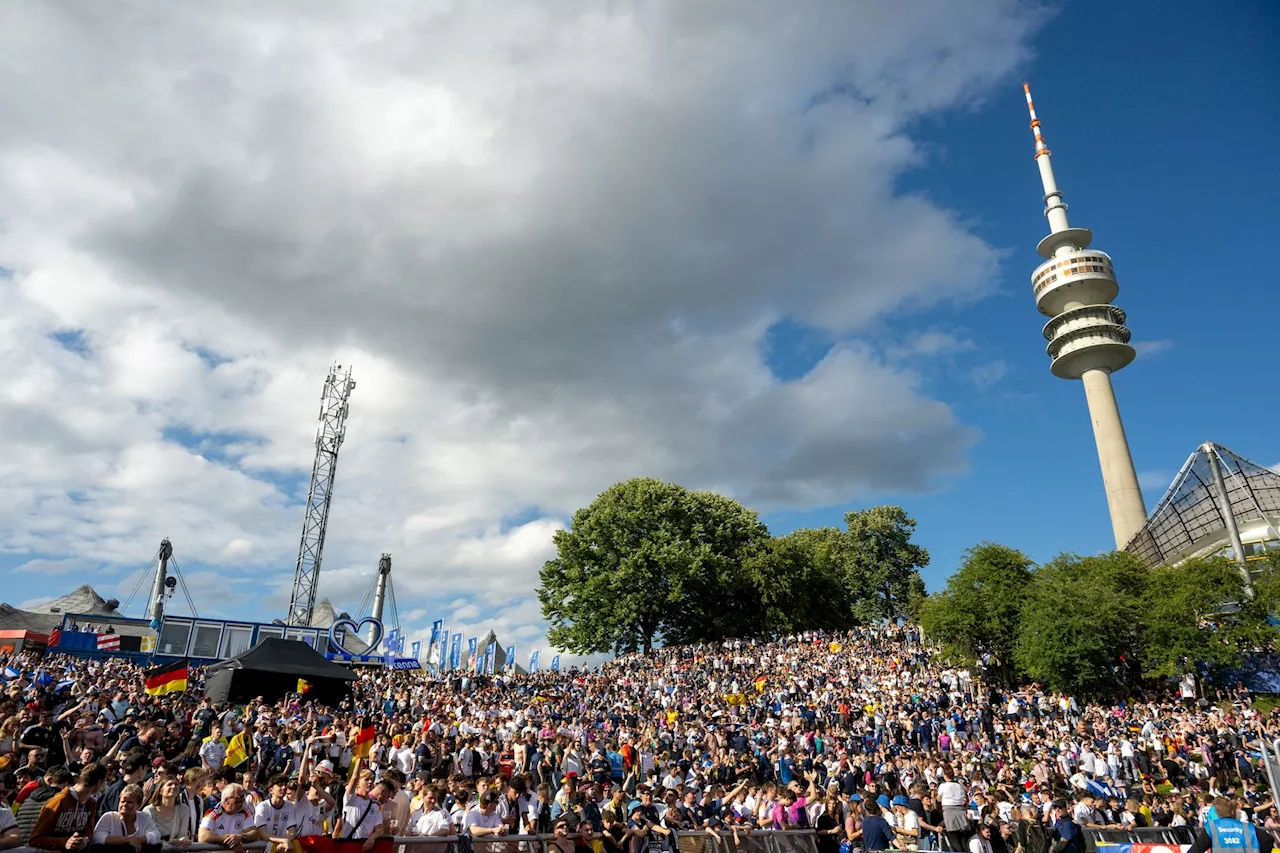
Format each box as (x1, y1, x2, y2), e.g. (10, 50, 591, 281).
(6, 829, 823, 853)
(1080, 825, 1197, 852)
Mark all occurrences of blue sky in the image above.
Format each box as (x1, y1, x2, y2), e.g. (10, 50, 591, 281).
(0, 1, 1276, 658)
(767, 0, 1280, 585)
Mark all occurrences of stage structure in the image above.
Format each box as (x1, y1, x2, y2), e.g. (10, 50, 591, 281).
(288, 364, 356, 627)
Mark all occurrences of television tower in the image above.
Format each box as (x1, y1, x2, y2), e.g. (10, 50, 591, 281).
(1023, 83, 1147, 548)
(287, 364, 357, 626)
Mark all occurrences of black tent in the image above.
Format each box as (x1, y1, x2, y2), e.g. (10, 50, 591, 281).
(204, 638, 357, 705)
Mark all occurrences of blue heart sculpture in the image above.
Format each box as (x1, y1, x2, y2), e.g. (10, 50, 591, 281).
(328, 616, 384, 655)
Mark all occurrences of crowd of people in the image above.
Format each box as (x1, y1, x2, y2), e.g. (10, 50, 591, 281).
(1, 625, 1277, 853)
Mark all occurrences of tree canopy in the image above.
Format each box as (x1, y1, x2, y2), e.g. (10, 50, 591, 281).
(537, 480, 930, 654)
(918, 542, 1033, 685)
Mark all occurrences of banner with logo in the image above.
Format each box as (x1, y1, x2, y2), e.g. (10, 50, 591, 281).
(505, 645, 516, 673)
(485, 641, 496, 675)
(411, 640, 421, 662)
(467, 637, 478, 672)
(449, 632, 463, 670)
(530, 650, 540, 673)
(551, 654, 561, 672)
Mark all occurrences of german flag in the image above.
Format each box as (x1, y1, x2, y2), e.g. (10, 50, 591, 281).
(753, 674, 768, 692)
(351, 724, 376, 760)
(144, 660, 189, 696)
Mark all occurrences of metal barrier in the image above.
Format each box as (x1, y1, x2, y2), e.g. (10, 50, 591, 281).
(6, 830, 822, 853)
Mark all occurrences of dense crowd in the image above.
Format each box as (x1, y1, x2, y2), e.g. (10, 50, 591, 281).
(1, 625, 1278, 853)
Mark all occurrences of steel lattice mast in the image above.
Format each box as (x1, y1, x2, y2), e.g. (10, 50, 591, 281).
(287, 364, 357, 626)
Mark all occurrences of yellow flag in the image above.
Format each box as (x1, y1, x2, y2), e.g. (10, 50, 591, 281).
(723, 693, 746, 707)
(829, 642, 842, 652)
(297, 678, 311, 694)
(225, 729, 250, 768)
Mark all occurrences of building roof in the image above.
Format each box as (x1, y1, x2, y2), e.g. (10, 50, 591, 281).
(26, 584, 124, 617)
(1124, 443, 1280, 569)
(0, 585, 128, 634)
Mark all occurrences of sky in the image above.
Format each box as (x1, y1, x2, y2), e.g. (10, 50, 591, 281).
(0, 0, 1276, 664)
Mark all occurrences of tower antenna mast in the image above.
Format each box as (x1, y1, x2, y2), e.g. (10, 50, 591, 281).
(287, 364, 357, 626)
(1023, 83, 1146, 548)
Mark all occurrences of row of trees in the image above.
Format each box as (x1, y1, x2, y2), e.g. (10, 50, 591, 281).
(537, 478, 928, 655)
(919, 543, 1280, 696)
(537, 478, 1278, 696)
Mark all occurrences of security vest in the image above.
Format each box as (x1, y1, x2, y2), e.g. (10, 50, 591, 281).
(1208, 818, 1260, 853)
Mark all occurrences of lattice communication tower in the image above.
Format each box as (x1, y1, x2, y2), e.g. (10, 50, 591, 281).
(287, 364, 357, 626)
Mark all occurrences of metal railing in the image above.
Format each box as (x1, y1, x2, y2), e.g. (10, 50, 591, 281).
(7, 829, 824, 853)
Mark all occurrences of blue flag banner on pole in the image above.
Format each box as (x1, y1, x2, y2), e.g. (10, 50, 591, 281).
(411, 640, 422, 661)
(467, 637, 478, 671)
(530, 650, 540, 673)
(485, 641, 496, 675)
(449, 633, 463, 670)
(505, 645, 516, 673)
(551, 654, 561, 672)
(437, 625, 449, 669)
(427, 620, 442, 665)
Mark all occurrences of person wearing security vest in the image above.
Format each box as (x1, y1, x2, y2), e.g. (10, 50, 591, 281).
(1187, 797, 1273, 853)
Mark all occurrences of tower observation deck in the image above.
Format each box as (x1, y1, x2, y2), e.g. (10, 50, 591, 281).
(1023, 83, 1147, 548)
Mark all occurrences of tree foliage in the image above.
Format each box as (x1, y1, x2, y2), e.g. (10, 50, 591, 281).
(1141, 555, 1277, 678)
(918, 542, 1033, 685)
(1012, 551, 1147, 696)
(538, 478, 768, 655)
(537, 480, 931, 654)
(842, 506, 930, 622)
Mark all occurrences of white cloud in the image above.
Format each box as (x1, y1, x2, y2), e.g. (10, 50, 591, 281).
(1132, 339, 1173, 357)
(0, 1, 1042, 650)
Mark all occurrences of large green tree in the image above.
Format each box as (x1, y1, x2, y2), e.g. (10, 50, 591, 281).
(1140, 555, 1278, 678)
(742, 530, 855, 635)
(1013, 550, 1146, 696)
(537, 478, 768, 655)
(842, 506, 929, 622)
(918, 542, 1034, 685)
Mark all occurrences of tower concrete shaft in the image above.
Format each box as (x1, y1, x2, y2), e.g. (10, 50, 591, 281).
(1024, 83, 1146, 548)
(370, 552, 391, 646)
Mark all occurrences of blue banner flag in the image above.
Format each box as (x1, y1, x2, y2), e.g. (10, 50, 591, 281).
(505, 645, 516, 673)
(411, 640, 422, 661)
(449, 633, 463, 670)
(551, 654, 561, 672)
(530, 650, 540, 673)
(484, 641, 496, 675)
(437, 625, 449, 669)
(467, 637, 478, 671)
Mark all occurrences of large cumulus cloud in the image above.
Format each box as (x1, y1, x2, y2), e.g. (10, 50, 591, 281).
(0, 0, 1040, 654)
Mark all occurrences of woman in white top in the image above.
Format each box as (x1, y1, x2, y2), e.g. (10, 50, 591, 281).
(94, 784, 162, 850)
(144, 776, 194, 845)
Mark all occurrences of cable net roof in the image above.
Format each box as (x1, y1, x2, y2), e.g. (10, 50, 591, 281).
(1124, 443, 1280, 568)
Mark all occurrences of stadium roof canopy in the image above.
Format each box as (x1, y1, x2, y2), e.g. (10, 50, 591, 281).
(1124, 443, 1280, 569)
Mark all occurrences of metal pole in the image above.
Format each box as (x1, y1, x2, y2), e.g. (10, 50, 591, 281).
(149, 539, 173, 625)
(371, 553, 391, 645)
(1203, 442, 1254, 597)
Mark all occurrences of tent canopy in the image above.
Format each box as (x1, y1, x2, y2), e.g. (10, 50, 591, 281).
(206, 637, 358, 680)
(204, 638, 355, 705)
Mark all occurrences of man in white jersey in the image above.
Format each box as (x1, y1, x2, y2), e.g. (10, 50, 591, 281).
(253, 775, 299, 853)
(199, 784, 260, 850)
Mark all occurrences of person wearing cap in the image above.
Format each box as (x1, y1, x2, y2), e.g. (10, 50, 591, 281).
(891, 795, 919, 849)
